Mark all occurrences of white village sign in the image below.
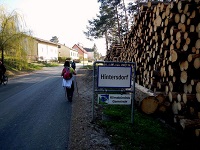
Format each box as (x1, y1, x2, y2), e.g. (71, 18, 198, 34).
(97, 66, 132, 88)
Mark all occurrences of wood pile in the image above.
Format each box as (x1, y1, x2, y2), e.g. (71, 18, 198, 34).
(105, 0, 200, 132)
(106, 44, 124, 61)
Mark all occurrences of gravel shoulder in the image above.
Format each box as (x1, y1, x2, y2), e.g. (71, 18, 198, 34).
(68, 69, 115, 150)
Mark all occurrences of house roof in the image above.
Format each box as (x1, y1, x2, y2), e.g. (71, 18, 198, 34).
(59, 43, 78, 52)
(34, 37, 58, 46)
(84, 48, 93, 52)
(72, 44, 88, 53)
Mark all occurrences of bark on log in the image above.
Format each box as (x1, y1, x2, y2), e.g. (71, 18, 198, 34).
(196, 82, 200, 93)
(169, 91, 179, 102)
(156, 93, 166, 104)
(182, 93, 196, 104)
(180, 60, 189, 71)
(188, 54, 200, 62)
(180, 119, 200, 130)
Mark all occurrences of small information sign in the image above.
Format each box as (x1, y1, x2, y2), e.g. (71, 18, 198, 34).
(98, 94, 131, 105)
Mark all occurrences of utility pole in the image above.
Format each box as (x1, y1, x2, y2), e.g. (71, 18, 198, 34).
(83, 53, 85, 67)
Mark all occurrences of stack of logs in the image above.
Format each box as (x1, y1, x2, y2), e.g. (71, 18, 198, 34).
(105, 0, 200, 132)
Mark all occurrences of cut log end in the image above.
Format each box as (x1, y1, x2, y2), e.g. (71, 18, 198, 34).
(141, 96, 158, 114)
(194, 58, 200, 69)
(180, 71, 187, 83)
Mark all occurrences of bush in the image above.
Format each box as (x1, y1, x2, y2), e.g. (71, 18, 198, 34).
(73, 59, 80, 63)
(58, 57, 66, 63)
(4, 57, 29, 70)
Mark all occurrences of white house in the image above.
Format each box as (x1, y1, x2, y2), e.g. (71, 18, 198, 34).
(34, 38, 58, 62)
(70, 48, 79, 60)
(72, 43, 88, 61)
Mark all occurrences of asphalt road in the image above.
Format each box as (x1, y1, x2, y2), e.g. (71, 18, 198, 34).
(0, 66, 72, 150)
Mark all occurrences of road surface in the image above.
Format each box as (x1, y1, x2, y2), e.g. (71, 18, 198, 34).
(0, 66, 72, 150)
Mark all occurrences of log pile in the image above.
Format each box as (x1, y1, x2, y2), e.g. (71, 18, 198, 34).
(106, 44, 123, 61)
(105, 0, 200, 131)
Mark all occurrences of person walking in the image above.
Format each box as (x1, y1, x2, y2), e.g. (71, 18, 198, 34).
(0, 60, 6, 84)
(71, 60, 76, 70)
(61, 60, 76, 102)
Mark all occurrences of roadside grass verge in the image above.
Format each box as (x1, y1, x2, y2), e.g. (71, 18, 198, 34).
(100, 105, 183, 150)
(79, 64, 187, 149)
(6, 62, 59, 77)
(81, 65, 93, 69)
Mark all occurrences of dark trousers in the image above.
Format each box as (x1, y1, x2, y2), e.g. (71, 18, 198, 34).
(66, 81, 74, 101)
(0, 72, 4, 83)
(72, 66, 76, 70)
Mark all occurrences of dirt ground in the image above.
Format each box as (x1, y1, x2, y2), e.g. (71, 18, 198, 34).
(68, 69, 115, 150)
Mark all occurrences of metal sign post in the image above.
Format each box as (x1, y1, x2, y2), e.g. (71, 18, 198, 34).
(92, 61, 136, 124)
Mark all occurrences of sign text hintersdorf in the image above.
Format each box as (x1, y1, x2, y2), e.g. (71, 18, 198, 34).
(98, 66, 132, 88)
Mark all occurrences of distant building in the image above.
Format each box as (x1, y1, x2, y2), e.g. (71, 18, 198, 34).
(84, 46, 103, 61)
(31, 38, 95, 63)
(70, 48, 79, 60)
(72, 44, 88, 61)
(33, 37, 58, 62)
(84, 47, 94, 62)
(58, 44, 78, 60)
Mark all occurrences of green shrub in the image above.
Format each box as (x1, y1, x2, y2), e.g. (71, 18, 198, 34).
(58, 57, 67, 63)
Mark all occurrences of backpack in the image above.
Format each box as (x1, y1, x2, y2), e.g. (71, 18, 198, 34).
(63, 67, 72, 80)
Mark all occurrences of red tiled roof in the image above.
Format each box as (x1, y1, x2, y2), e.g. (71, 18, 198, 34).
(73, 44, 88, 53)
